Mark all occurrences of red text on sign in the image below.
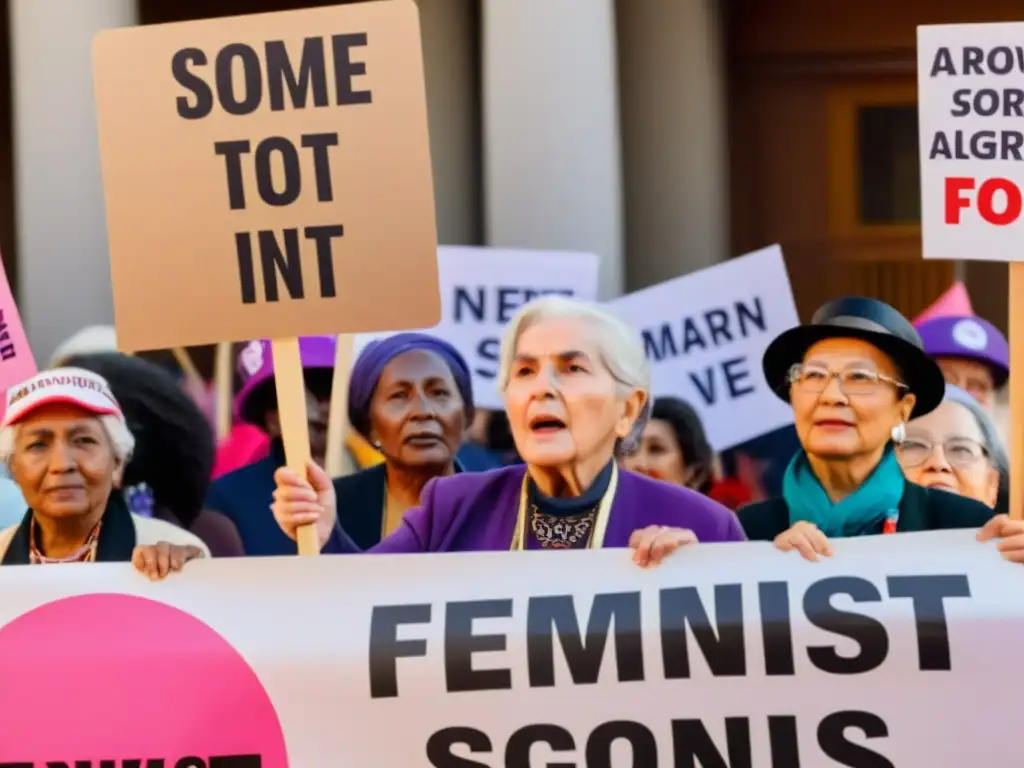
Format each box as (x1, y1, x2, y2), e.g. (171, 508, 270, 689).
(944, 176, 1023, 225)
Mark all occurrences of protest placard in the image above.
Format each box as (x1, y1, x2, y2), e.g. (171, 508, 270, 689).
(93, 1, 441, 551)
(0, 253, 36, 419)
(0, 531, 1019, 765)
(94, 1, 440, 349)
(355, 246, 600, 410)
(918, 24, 1024, 263)
(918, 23, 1024, 517)
(608, 245, 798, 449)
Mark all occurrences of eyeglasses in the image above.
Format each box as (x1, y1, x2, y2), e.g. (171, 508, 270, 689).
(787, 364, 908, 397)
(896, 437, 989, 469)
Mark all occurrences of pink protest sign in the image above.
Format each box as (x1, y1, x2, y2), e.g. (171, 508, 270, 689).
(0, 254, 36, 419)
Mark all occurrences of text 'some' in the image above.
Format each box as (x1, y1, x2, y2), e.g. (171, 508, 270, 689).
(92, 0, 441, 352)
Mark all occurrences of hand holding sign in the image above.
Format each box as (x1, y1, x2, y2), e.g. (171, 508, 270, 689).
(628, 525, 698, 568)
(977, 514, 1024, 562)
(774, 521, 834, 562)
(272, 461, 338, 550)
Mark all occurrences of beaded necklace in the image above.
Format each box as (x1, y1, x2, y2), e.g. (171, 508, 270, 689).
(28, 517, 102, 564)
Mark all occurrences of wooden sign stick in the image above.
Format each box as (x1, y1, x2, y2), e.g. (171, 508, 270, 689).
(171, 346, 202, 386)
(213, 341, 233, 442)
(324, 334, 355, 478)
(271, 337, 319, 556)
(1010, 263, 1024, 520)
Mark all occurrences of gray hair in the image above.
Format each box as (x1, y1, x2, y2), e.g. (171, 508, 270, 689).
(0, 414, 135, 466)
(497, 295, 652, 452)
(942, 384, 1008, 475)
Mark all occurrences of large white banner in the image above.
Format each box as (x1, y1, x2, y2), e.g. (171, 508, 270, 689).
(608, 245, 799, 450)
(0, 531, 1021, 766)
(355, 246, 600, 410)
(918, 23, 1024, 262)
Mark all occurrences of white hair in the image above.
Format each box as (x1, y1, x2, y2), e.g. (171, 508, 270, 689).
(497, 295, 652, 452)
(48, 325, 118, 368)
(0, 414, 136, 466)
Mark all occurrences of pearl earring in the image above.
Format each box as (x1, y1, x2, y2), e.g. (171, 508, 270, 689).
(891, 422, 906, 444)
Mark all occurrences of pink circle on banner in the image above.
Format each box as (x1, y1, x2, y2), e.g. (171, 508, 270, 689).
(0, 593, 289, 766)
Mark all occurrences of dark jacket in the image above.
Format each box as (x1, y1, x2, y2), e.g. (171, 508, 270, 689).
(204, 449, 294, 557)
(332, 460, 469, 551)
(333, 463, 388, 551)
(737, 481, 996, 541)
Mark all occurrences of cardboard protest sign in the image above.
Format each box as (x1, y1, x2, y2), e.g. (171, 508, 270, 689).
(608, 245, 798, 450)
(93, 0, 440, 350)
(1, 531, 1021, 765)
(355, 246, 600, 409)
(918, 24, 1024, 262)
(0, 254, 37, 419)
(918, 24, 1024, 518)
(93, 1, 441, 553)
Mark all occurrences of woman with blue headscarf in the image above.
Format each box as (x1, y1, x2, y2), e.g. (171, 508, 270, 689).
(330, 333, 475, 549)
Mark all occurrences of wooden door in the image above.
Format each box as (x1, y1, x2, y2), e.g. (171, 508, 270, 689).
(726, 0, 965, 322)
(824, 77, 954, 317)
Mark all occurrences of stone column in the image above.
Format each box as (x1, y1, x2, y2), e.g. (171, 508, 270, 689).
(481, 0, 624, 298)
(416, 0, 481, 245)
(10, 0, 138, 361)
(617, 0, 730, 288)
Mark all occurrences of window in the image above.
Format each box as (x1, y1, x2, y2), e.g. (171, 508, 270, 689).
(857, 106, 920, 225)
(826, 80, 920, 250)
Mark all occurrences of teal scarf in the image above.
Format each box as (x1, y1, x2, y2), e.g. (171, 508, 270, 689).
(782, 446, 904, 537)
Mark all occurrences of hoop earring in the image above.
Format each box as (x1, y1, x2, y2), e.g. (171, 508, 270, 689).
(891, 422, 906, 444)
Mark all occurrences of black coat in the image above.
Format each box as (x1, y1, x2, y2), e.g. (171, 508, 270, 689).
(332, 463, 388, 551)
(737, 481, 995, 541)
(332, 461, 466, 550)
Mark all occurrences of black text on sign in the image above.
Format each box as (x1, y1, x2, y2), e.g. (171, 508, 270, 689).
(171, 35, 372, 305)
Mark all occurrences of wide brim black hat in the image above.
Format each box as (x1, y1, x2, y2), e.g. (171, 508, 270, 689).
(762, 296, 946, 420)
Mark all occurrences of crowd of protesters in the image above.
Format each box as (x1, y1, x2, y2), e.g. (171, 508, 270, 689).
(1, 289, 1022, 579)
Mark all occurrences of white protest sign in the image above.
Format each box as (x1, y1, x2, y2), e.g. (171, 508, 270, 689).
(918, 24, 1024, 261)
(608, 245, 798, 449)
(354, 246, 599, 409)
(0, 531, 1021, 765)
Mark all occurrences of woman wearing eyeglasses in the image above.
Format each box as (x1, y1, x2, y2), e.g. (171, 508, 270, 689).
(736, 297, 1021, 562)
(897, 383, 1007, 512)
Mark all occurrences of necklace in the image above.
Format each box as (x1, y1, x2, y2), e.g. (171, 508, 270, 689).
(529, 505, 598, 549)
(510, 463, 619, 551)
(29, 517, 102, 564)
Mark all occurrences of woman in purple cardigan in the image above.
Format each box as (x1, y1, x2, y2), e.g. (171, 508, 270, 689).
(273, 296, 746, 566)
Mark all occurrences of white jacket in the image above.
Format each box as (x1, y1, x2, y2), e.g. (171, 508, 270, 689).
(0, 514, 210, 562)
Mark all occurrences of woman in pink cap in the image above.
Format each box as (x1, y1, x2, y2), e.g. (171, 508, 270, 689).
(0, 368, 207, 577)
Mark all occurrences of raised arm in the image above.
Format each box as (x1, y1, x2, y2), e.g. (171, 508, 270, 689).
(273, 462, 436, 554)
(272, 462, 352, 553)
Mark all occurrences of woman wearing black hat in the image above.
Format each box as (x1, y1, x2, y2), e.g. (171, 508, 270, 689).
(737, 297, 1016, 561)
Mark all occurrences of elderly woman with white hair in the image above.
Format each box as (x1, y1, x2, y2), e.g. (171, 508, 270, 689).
(271, 296, 744, 565)
(897, 383, 1009, 512)
(0, 368, 208, 577)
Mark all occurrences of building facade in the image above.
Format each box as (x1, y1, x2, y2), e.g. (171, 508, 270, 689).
(1, 0, 1015, 366)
